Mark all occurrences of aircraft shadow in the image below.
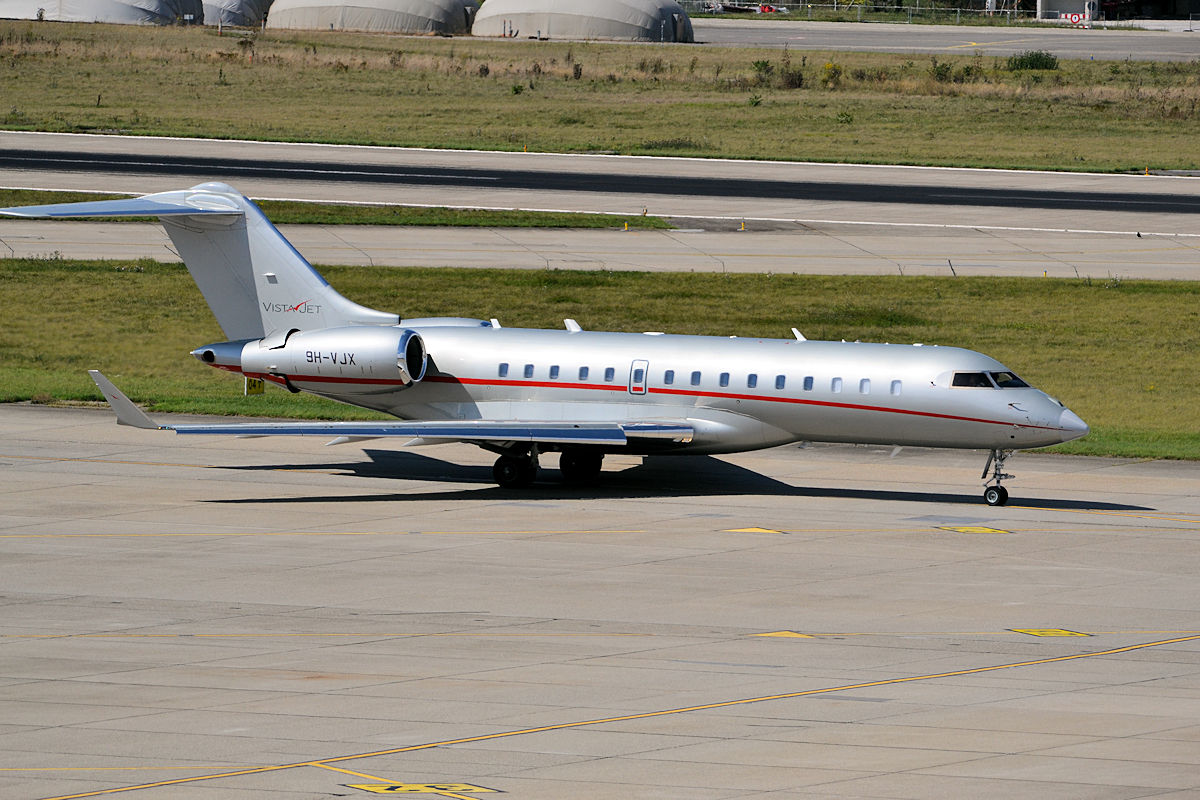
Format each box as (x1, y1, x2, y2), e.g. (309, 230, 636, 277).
(212, 450, 1150, 511)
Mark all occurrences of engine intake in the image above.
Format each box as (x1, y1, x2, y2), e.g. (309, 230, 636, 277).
(397, 329, 427, 385)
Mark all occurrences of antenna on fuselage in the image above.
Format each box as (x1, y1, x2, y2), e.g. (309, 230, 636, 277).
(791, 328, 806, 341)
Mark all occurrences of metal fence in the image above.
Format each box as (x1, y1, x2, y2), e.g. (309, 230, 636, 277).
(677, 1, 1047, 24)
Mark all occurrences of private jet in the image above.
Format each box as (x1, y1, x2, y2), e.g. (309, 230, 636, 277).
(0, 183, 1088, 505)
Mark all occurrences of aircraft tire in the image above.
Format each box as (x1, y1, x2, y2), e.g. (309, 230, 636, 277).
(559, 449, 604, 484)
(983, 485, 1009, 506)
(493, 455, 537, 488)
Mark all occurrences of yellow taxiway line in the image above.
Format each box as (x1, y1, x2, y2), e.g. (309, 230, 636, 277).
(33, 632, 1200, 800)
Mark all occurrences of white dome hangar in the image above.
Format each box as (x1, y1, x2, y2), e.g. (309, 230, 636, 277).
(204, 0, 271, 25)
(0, 0, 203, 24)
(266, 0, 476, 32)
(472, 0, 693, 43)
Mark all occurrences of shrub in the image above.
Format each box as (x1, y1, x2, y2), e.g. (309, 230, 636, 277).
(821, 61, 842, 89)
(778, 49, 803, 89)
(752, 59, 774, 86)
(928, 57, 952, 83)
(1007, 50, 1058, 71)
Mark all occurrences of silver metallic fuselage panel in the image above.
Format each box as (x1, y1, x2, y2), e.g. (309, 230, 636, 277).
(262, 325, 1084, 454)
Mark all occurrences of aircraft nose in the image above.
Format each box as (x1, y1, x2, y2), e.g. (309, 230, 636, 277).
(1058, 408, 1089, 441)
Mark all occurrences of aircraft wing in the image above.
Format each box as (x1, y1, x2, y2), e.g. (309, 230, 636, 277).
(89, 371, 692, 446)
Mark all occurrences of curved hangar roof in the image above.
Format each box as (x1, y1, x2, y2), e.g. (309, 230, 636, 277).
(266, 0, 475, 32)
(472, 0, 693, 43)
(203, 0, 271, 25)
(0, 0, 202, 23)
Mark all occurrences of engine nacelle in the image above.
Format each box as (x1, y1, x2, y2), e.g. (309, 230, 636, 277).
(239, 326, 427, 395)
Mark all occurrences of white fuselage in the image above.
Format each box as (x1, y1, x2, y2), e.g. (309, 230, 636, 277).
(236, 323, 1087, 455)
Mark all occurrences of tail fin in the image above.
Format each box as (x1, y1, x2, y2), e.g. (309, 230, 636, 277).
(0, 183, 398, 340)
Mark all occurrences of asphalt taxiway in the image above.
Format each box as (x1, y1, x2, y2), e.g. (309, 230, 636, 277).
(4, 132, 1200, 279)
(692, 18, 1200, 62)
(5, 219, 1199, 279)
(2, 404, 1199, 799)
(4, 131, 1200, 233)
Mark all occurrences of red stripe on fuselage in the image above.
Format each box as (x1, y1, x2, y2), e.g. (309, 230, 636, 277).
(223, 370, 1057, 431)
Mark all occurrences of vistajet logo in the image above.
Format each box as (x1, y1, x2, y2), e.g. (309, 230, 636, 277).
(263, 300, 322, 315)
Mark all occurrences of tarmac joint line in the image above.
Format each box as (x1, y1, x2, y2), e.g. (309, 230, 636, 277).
(34, 632, 1200, 800)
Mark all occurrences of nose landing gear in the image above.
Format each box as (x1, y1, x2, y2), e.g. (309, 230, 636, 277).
(981, 449, 1013, 506)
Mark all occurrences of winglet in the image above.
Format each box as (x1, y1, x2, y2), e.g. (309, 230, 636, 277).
(88, 371, 160, 430)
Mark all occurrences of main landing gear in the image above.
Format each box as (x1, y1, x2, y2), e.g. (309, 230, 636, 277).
(491, 446, 606, 489)
(981, 448, 1013, 506)
(493, 449, 539, 489)
(558, 448, 604, 484)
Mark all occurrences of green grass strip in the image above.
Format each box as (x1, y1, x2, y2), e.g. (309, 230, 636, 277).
(2, 257, 1197, 459)
(0, 189, 670, 229)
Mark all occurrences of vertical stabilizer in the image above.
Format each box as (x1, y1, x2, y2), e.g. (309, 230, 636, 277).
(161, 184, 398, 339)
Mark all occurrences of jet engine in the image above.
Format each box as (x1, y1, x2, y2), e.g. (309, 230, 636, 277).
(230, 326, 427, 394)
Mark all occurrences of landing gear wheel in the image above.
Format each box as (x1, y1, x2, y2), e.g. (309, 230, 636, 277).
(981, 449, 1014, 507)
(559, 449, 604, 484)
(493, 455, 537, 488)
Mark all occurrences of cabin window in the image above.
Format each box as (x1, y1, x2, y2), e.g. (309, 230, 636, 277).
(664, 369, 675, 385)
(549, 365, 560, 380)
(578, 366, 589, 381)
(803, 376, 813, 392)
(859, 378, 870, 394)
(775, 375, 786, 390)
(990, 371, 1029, 388)
(832, 377, 843, 393)
(498, 363, 509, 378)
(524, 364, 534, 379)
(747, 374, 757, 389)
(604, 367, 615, 382)
(632, 367, 645, 384)
(691, 371, 702, 386)
(890, 380, 902, 396)
(952, 371, 993, 388)
(719, 372, 730, 388)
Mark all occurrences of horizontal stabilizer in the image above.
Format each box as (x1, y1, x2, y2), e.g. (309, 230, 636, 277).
(0, 190, 243, 219)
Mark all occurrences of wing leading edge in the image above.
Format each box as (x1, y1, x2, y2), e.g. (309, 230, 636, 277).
(88, 371, 692, 446)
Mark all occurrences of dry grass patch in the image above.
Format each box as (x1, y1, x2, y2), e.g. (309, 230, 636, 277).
(2, 21, 1198, 169)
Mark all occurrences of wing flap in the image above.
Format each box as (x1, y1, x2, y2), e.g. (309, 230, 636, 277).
(169, 420, 633, 446)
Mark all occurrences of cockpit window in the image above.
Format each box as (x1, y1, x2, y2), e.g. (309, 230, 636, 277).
(989, 371, 1029, 388)
(952, 372, 993, 388)
(952, 371, 1031, 389)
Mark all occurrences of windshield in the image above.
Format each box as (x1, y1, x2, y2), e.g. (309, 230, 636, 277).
(951, 372, 993, 388)
(989, 371, 1029, 388)
(952, 371, 1031, 389)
